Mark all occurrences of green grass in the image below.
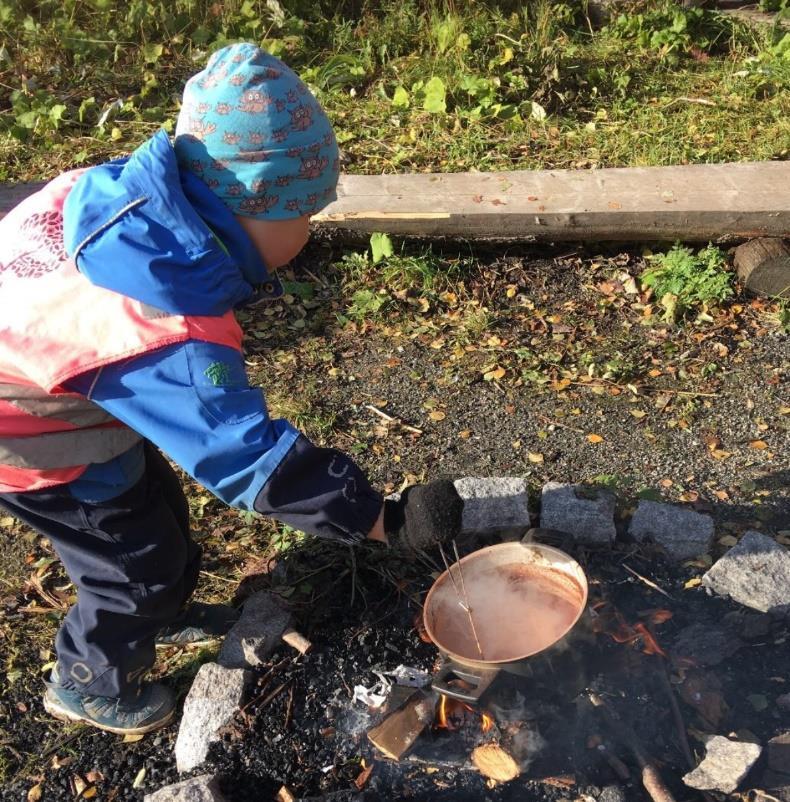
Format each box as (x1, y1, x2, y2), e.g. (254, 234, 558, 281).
(0, 0, 787, 182)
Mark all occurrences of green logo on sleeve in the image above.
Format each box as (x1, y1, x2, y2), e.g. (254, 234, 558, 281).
(204, 361, 234, 387)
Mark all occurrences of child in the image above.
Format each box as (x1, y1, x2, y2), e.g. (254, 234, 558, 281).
(0, 43, 462, 735)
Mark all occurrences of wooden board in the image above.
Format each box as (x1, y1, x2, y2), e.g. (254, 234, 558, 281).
(3, 161, 789, 242)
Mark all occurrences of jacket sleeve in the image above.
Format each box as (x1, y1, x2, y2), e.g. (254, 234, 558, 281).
(65, 341, 382, 543)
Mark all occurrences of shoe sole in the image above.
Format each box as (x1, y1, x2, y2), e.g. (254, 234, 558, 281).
(43, 693, 175, 736)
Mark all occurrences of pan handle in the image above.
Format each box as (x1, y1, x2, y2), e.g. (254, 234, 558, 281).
(431, 658, 499, 704)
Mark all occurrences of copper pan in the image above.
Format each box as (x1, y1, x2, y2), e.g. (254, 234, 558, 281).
(424, 536, 588, 704)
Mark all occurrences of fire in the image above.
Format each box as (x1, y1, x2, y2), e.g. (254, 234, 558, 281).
(591, 601, 669, 657)
(436, 693, 495, 733)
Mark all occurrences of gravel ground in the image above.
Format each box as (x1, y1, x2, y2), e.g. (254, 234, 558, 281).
(0, 244, 787, 801)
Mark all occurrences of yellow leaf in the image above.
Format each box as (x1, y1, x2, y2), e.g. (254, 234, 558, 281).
(527, 451, 544, 464)
(123, 733, 145, 743)
(483, 366, 506, 381)
(587, 433, 604, 444)
(506, 285, 517, 298)
(684, 577, 702, 589)
(132, 768, 146, 789)
(458, 430, 471, 439)
(711, 449, 732, 460)
(82, 788, 97, 800)
(749, 440, 768, 450)
(780, 405, 790, 415)
(27, 785, 42, 802)
(630, 410, 647, 419)
(428, 410, 446, 421)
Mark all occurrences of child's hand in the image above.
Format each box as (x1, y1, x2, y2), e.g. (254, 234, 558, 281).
(382, 480, 463, 552)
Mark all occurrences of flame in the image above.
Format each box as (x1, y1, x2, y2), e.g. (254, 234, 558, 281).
(436, 694, 495, 733)
(591, 601, 668, 657)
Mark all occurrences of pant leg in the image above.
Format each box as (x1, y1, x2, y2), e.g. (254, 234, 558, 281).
(0, 464, 192, 698)
(142, 444, 202, 607)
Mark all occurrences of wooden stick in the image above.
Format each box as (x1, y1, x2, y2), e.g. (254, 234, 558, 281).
(367, 690, 434, 760)
(365, 403, 423, 435)
(587, 692, 678, 802)
(439, 544, 484, 660)
(452, 540, 485, 661)
(281, 627, 311, 654)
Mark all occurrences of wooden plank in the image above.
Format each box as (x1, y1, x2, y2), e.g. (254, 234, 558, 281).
(720, 6, 790, 29)
(314, 162, 790, 241)
(3, 161, 789, 242)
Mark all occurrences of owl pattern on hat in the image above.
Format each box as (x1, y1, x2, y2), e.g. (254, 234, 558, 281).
(174, 43, 339, 220)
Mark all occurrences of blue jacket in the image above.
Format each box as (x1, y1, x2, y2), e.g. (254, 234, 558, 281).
(60, 131, 381, 544)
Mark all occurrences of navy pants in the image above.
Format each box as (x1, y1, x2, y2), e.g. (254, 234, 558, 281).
(0, 446, 201, 697)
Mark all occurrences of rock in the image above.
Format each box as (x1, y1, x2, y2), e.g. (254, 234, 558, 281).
(672, 622, 743, 667)
(722, 609, 773, 641)
(682, 735, 762, 794)
(175, 663, 250, 773)
(453, 477, 530, 536)
(702, 531, 790, 614)
(628, 500, 714, 561)
(539, 482, 616, 544)
(598, 785, 626, 802)
(218, 591, 291, 669)
(145, 775, 226, 802)
(761, 733, 790, 802)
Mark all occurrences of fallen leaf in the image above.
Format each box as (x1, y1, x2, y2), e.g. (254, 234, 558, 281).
(684, 577, 702, 589)
(132, 768, 146, 789)
(587, 433, 604, 444)
(27, 785, 42, 802)
(527, 451, 544, 464)
(85, 771, 104, 784)
(710, 449, 732, 460)
(660, 478, 673, 488)
(483, 366, 506, 381)
(123, 733, 144, 743)
(630, 410, 647, 419)
(82, 789, 97, 800)
(428, 410, 446, 421)
(713, 489, 729, 501)
(780, 405, 790, 415)
(355, 763, 374, 790)
(458, 430, 471, 439)
(718, 535, 738, 547)
(52, 755, 74, 770)
(73, 776, 87, 796)
(749, 440, 768, 450)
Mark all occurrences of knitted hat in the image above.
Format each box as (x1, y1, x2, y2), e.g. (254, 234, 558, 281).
(174, 43, 339, 220)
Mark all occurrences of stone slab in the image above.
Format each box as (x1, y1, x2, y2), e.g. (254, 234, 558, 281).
(453, 477, 530, 536)
(218, 591, 291, 669)
(672, 622, 743, 667)
(628, 500, 714, 561)
(175, 662, 250, 773)
(683, 736, 762, 794)
(702, 531, 790, 615)
(539, 482, 616, 544)
(145, 775, 226, 802)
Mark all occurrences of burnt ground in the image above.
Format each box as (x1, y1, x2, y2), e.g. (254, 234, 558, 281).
(0, 241, 788, 802)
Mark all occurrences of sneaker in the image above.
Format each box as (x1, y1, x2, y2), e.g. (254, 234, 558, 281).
(43, 668, 175, 735)
(156, 602, 239, 647)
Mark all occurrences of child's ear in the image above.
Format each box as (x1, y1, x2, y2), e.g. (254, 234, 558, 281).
(235, 214, 310, 268)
